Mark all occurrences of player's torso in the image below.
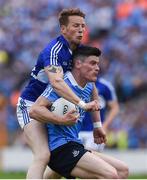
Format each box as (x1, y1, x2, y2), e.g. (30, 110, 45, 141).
(20, 36, 73, 102)
(47, 72, 94, 150)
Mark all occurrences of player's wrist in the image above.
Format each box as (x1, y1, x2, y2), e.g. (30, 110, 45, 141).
(93, 121, 102, 128)
(77, 100, 86, 109)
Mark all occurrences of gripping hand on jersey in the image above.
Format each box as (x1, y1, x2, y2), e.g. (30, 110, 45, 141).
(84, 100, 101, 112)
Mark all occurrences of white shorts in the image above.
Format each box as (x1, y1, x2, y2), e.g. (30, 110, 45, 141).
(79, 131, 105, 152)
(16, 97, 34, 129)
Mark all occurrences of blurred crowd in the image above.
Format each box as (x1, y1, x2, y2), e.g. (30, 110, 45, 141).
(0, 0, 147, 149)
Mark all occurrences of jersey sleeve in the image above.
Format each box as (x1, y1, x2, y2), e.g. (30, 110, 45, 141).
(104, 84, 117, 101)
(41, 43, 63, 67)
(41, 84, 60, 102)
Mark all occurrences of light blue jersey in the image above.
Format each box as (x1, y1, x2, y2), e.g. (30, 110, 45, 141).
(42, 72, 94, 151)
(20, 35, 74, 102)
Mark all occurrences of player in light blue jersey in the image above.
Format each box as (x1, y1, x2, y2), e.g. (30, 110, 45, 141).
(30, 46, 128, 179)
(16, 8, 100, 179)
(80, 77, 120, 151)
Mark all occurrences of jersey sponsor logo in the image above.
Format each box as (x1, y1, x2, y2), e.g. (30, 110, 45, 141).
(63, 61, 68, 66)
(72, 150, 80, 157)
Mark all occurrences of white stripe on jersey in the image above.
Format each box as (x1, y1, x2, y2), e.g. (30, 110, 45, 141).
(17, 98, 33, 129)
(55, 44, 63, 65)
(50, 41, 60, 65)
(52, 43, 62, 65)
(68, 48, 72, 55)
(50, 41, 62, 65)
(42, 85, 53, 97)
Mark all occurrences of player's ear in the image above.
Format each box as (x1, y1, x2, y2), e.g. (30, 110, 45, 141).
(75, 59, 82, 69)
(60, 25, 66, 34)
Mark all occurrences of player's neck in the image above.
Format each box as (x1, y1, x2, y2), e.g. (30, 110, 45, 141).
(70, 44, 78, 51)
(62, 35, 78, 51)
(67, 40, 78, 51)
(72, 71, 87, 88)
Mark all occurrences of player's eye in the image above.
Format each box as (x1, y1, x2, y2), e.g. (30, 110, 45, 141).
(73, 24, 79, 27)
(82, 24, 85, 28)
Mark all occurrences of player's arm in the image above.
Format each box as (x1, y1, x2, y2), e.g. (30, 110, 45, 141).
(91, 83, 101, 111)
(91, 86, 106, 144)
(29, 96, 78, 126)
(44, 65, 99, 111)
(90, 84, 101, 125)
(91, 110, 107, 144)
(103, 100, 119, 132)
(45, 65, 80, 105)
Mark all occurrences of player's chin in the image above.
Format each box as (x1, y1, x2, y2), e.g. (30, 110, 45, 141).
(75, 38, 83, 44)
(93, 75, 98, 82)
(89, 77, 97, 82)
(93, 78, 97, 82)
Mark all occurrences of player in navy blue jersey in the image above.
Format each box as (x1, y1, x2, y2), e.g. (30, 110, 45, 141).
(30, 46, 128, 179)
(16, 8, 100, 179)
(79, 77, 120, 151)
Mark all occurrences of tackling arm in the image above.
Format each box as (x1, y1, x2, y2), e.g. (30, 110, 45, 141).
(29, 96, 78, 125)
(44, 65, 99, 111)
(45, 65, 80, 105)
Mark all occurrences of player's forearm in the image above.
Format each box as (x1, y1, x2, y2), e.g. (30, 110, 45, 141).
(91, 83, 99, 101)
(91, 110, 101, 123)
(29, 105, 61, 124)
(45, 66, 81, 105)
(104, 103, 119, 127)
(51, 77, 81, 105)
(46, 68, 99, 111)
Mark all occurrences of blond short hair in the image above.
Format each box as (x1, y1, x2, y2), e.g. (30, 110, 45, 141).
(58, 8, 85, 26)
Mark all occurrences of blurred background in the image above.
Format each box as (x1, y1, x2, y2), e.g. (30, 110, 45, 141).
(0, 0, 147, 178)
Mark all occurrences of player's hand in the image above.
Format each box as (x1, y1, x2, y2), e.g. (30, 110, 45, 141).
(59, 109, 79, 126)
(84, 100, 101, 111)
(93, 127, 107, 144)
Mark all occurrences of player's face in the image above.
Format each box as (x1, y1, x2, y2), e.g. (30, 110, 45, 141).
(62, 16, 86, 46)
(80, 56, 100, 82)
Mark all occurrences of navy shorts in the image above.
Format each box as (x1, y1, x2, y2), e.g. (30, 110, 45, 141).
(48, 141, 89, 178)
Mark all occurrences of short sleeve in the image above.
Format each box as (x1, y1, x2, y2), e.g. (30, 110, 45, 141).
(42, 84, 60, 102)
(104, 84, 117, 101)
(42, 42, 63, 67)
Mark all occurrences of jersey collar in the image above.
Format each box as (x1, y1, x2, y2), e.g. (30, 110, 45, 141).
(59, 35, 82, 55)
(66, 71, 88, 90)
(59, 35, 71, 48)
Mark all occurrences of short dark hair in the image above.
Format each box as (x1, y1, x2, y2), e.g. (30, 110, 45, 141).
(72, 46, 101, 62)
(58, 8, 85, 26)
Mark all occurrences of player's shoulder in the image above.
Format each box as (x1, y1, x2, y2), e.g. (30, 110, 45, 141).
(41, 35, 64, 54)
(63, 71, 75, 86)
(97, 78, 114, 91)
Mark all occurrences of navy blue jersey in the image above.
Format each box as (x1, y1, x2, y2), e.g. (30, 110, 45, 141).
(42, 72, 94, 151)
(20, 35, 74, 102)
(82, 78, 117, 131)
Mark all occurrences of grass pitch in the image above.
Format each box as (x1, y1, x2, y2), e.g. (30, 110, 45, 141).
(0, 171, 147, 179)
